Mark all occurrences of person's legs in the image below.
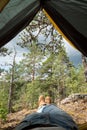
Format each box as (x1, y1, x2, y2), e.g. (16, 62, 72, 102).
(42, 105, 78, 130)
(15, 96, 78, 130)
(37, 95, 46, 113)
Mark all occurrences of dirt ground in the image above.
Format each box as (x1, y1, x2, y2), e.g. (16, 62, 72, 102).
(0, 98, 87, 130)
(58, 99, 87, 124)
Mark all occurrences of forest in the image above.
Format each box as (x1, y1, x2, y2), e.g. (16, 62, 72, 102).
(0, 10, 87, 122)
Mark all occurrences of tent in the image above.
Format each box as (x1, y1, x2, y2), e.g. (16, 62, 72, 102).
(0, 0, 87, 56)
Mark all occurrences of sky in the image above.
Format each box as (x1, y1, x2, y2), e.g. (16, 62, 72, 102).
(0, 35, 26, 70)
(63, 39, 82, 66)
(0, 34, 82, 70)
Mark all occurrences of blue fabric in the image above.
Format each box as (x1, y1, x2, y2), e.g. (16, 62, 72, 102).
(15, 105, 78, 130)
(42, 105, 78, 130)
(37, 105, 46, 113)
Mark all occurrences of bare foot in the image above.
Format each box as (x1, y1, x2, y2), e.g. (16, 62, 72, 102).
(45, 96, 51, 104)
(38, 95, 46, 107)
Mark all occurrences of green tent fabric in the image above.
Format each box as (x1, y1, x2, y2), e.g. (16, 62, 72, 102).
(42, 0, 87, 56)
(0, 0, 87, 56)
(0, 0, 40, 47)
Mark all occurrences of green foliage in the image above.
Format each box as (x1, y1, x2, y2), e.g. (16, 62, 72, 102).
(65, 65, 86, 95)
(0, 81, 9, 107)
(0, 10, 87, 112)
(26, 82, 40, 108)
(0, 107, 8, 121)
(1, 42, 87, 110)
(0, 81, 9, 120)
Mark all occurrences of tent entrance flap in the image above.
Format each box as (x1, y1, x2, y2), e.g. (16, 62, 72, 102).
(0, 0, 40, 48)
(42, 0, 87, 56)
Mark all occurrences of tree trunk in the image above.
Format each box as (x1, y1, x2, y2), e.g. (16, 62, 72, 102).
(8, 81, 14, 113)
(8, 49, 16, 113)
(82, 54, 87, 82)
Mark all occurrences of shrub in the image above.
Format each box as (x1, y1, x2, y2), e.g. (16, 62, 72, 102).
(0, 107, 8, 121)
